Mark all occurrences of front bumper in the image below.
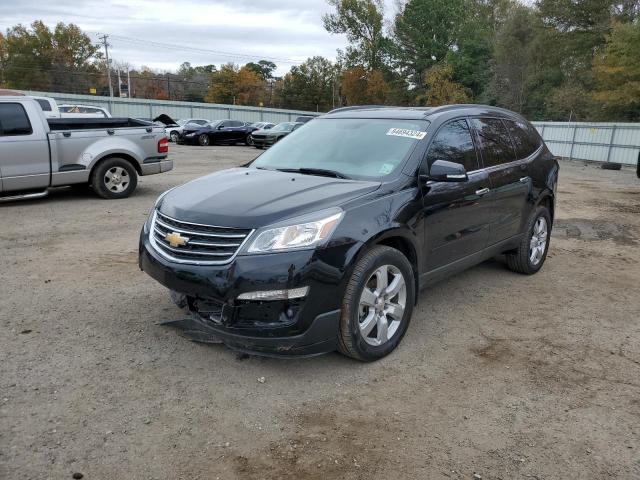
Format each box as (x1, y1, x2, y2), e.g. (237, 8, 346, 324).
(139, 232, 351, 356)
(252, 136, 277, 147)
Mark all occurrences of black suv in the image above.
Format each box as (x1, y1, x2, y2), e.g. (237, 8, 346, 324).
(139, 105, 558, 361)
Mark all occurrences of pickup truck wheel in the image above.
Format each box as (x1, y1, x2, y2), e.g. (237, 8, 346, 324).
(338, 246, 415, 361)
(169, 131, 179, 142)
(198, 134, 210, 146)
(506, 205, 551, 274)
(91, 158, 138, 199)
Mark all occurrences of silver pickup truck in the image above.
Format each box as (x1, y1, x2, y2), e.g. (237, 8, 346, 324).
(0, 96, 173, 201)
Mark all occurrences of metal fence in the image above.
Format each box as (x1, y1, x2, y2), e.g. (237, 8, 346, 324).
(14, 92, 640, 166)
(532, 121, 640, 166)
(20, 90, 321, 125)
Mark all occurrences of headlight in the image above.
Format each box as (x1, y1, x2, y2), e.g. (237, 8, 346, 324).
(246, 209, 344, 254)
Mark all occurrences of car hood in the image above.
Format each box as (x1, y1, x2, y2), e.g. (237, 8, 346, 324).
(158, 168, 381, 228)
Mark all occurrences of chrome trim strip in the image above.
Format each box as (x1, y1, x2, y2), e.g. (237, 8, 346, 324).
(149, 210, 255, 266)
(157, 210, 251, 231)
(152, 226, 240, 248)
(154, 216, 247, 239)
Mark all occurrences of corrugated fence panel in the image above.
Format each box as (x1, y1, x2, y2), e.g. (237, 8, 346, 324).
(533, 121, 640, 166)
(21, 90, 320, 125)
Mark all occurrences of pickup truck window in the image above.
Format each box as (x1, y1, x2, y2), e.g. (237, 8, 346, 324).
(0, 103, 33, 136)
(425, 119, 479, 172)
(252, 118, 429, 180)
(35, 99, 52, 112)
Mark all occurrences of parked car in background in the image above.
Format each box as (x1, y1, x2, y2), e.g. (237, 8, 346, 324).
(162, 118, 211, 142)
(251, 122, 303, 149)
(140, 105, 558, 360)
(59, 104, 112, 118)
(179, 119, 253, 146)
(246, 122, 275, 145)
(0, 96, 172, 202)
(295, 116, 315, 124)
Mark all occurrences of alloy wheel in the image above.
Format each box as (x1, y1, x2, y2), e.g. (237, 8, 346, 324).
(529, 216, 548, 266)
(104, 166, 130, 193)
(358, 264, 407, 346)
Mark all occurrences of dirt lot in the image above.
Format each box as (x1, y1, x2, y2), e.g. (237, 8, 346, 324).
(1, 145, 639, 480)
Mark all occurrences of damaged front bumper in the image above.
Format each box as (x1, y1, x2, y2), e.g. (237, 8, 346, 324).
(139, 233, 348, 356)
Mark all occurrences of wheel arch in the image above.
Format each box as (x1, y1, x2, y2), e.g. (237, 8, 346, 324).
(90, 153, 142, 179)
(350, 229, 421, 305)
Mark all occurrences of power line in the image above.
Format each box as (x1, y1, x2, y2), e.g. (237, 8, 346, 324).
(98, 34, 114, 98)
(94, 32, 303, 66)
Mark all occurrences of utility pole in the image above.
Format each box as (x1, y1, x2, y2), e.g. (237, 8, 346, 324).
(99, 34, 114, 98)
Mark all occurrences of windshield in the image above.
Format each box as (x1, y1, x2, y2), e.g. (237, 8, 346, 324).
(271, 122, 294, 132)
(251, 118, 429, 179)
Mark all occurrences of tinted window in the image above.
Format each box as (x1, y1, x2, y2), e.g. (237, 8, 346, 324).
(35, 99, 52, 112)
(469, 118, 515, 167)
(0, 103, 33, 136)
(194, 120, 208, 125)
(504, 120, 541, 159)
(425, 119, 479, 172)
(228, 121, 243, 127)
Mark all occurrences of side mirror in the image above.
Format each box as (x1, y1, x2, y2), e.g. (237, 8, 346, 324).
(423, 159, 468, 182)
(217, 125, 225, 130)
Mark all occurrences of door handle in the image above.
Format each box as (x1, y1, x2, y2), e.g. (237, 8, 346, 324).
(519, 176, 529, 183)
(475, 188, 490, 196)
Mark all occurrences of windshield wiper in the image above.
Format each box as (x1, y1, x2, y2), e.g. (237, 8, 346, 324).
(276, 168, 349, 179)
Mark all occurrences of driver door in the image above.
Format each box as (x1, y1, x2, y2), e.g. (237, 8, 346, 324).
(421, 119, 493, 272)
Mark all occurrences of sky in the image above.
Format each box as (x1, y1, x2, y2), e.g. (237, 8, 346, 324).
(0, 0, 396, 75)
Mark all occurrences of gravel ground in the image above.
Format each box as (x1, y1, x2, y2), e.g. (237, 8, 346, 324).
(1, 145, 639, 480)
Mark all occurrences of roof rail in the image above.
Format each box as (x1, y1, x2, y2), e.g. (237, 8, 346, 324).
(327, 105, 390, 114)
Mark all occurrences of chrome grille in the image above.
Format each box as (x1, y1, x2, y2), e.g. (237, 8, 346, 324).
(150, 210, 253, 265)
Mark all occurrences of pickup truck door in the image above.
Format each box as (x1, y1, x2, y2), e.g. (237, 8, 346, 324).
(421, 119, 493, 271)
(0, 101, 50, 192)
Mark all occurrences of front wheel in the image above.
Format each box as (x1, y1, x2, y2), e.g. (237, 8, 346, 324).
(169, 131, 179, 142)
(506, 205, 552, 274)
(338, 246, 415, 361)
(198, 134, 210, 146)
(90, 157, 138, 199)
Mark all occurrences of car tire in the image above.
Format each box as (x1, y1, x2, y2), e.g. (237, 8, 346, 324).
(505, 205, 552, 274)
(198, 134, 210, 146)
(169, 131, 179, 142)
(90, 157, 138, 199)
(601, 162, 622, 170)
(338, 245, 415, 361)
(245, 135, 253, 146)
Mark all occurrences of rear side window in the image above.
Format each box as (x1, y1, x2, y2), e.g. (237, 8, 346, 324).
(35, 99, 52, 112)
(425, 119, 479, 172)
(0, 103, 33, 136)
(505, 120, 541, 159)
(469, 118, 515, 167)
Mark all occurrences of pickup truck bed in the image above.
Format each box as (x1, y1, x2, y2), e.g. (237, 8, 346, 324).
(0, 97, 172, 201)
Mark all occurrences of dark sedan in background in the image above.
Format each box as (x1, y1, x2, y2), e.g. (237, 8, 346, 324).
(179, 120, 254, 146)
(251, 122, 304, 148)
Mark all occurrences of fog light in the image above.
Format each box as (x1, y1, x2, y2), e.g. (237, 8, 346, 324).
(237, 287, 309, 301)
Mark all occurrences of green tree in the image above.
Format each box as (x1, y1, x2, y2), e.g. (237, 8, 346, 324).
(418, 63, 471, 106)
(245, 60, 277, 80)
(323, 0, 388, 70)
(2, 21, 101, 92)
(206, 63, 240, 104)
(592, 21, 640, 120)
(276, 56, 337, 111)
(393, 0, 468, 88)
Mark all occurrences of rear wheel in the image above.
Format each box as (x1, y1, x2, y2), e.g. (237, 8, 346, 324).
(246, 134, 253, 146)
(506, 205, 551, 274)
(91, 157, 138, 199)
(198, 134, 210, 146)
(338, 246, 415, 361)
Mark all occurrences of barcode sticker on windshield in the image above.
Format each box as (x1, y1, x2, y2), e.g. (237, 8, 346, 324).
(386, 128, 427, 140)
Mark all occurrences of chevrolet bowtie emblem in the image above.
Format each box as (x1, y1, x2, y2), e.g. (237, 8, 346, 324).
(165, 231, 189, 248)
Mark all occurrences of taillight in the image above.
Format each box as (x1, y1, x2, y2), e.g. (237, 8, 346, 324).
(158, 138, 169, 153)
